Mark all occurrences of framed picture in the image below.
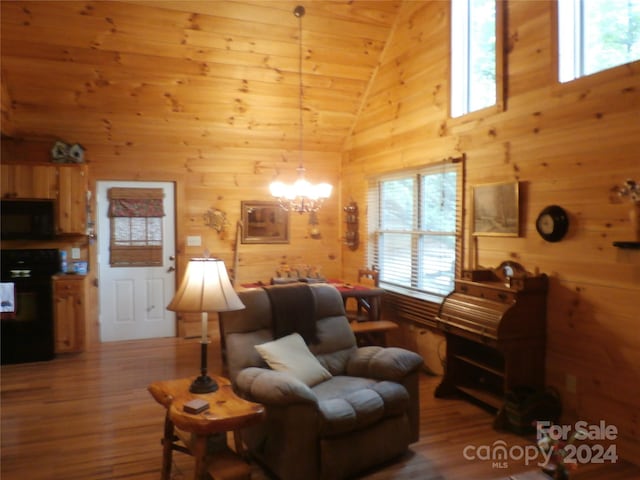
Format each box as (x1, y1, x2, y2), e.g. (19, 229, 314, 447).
(241, 201, 289, 244)
(472, 181, 519, 236)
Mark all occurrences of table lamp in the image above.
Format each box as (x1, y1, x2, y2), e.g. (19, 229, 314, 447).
(167, 257, 245, 393)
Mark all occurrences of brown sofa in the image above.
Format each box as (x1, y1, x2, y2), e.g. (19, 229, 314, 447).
(219, 283, 423, 480)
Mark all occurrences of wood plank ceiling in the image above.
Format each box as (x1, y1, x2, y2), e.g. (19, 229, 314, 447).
(0, 1, 401, 154)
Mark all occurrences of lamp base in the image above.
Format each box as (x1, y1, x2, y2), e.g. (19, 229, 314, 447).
(189, 374, 219, 394)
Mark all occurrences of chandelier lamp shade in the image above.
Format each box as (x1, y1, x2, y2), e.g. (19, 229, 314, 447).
(167, 257, 245, 393)
(269, 5, 333, 214)
(269, 167, 333, 213)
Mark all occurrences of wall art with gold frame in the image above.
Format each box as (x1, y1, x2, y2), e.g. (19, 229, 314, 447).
(241, 200, 289, 244)
(472, 181, 519, 236)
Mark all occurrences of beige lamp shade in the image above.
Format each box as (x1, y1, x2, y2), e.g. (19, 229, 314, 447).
(167, 258, 245, 313)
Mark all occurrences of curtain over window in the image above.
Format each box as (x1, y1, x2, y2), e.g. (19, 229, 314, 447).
(108, 188, 165, 267)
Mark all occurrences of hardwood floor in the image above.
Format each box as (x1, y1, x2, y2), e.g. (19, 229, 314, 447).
(1, 335, 638, 480)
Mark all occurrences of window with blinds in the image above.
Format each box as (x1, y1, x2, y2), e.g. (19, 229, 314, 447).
(108, 187, 165, 267)
(367, 159, 463, 302)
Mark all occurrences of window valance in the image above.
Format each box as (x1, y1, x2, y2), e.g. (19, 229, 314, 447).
(108, 188, 165, 218)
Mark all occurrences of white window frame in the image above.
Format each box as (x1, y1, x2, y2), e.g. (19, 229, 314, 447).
(557, 0, 640, 83)
(450, 0, 504, 119)
(367, 161, 463, 302)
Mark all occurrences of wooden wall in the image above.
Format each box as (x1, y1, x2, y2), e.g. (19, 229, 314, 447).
(1, 0, 638, 461)
(1, 78, 15, 136)
(342, 0, 640, 461)
(85, 144, 343, 338)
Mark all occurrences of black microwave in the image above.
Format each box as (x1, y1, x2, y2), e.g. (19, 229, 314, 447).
(1, 199, 55, 240)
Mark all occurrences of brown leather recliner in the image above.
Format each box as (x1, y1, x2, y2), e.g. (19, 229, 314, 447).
(219, 283, 423, 480)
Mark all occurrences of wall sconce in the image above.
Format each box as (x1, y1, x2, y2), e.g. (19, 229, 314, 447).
(309, 211, 321, 239)
(344, 201, 359, 250)
(204, 208, 227, 234)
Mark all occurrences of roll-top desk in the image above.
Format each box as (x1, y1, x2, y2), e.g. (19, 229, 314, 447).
(434, 261, 548, 427)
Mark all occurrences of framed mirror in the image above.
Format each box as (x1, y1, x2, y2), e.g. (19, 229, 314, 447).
(241, 201, 289, 244)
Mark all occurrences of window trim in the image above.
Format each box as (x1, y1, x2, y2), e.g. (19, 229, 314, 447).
(448, 0, 505, 122)
(367, 157, 465, 301)
(551, 1, 640, 95)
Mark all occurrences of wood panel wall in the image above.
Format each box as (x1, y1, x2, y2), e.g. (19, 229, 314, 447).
(1, 76, 15, 136)
(1, 0, 638, 462)
(341, 0, 640, 461)
(86, 145, 344, 278)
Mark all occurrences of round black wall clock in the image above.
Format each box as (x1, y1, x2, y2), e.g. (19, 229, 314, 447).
(536, 205, 569, 242)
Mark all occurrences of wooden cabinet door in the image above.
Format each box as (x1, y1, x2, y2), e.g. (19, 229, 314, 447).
(53, 277, 86, 353)
(1, 162, 88, 234)
(56, 164, 88, 234)
(1, 164, 13, 197)
(1, 163, 57, 199)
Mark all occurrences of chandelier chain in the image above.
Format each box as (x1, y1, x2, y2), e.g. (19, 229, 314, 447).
(268, 5, 332, 214)
(298, 6, 304, 171)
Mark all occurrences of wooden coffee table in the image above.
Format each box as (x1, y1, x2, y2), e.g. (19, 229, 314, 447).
(148, 376, 265, 480)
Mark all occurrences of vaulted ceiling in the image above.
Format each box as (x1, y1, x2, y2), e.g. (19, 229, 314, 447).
(0, 1, 402, 154)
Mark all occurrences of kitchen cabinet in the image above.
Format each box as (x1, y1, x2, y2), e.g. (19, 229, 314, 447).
(53, 275, 87, 353)
(56, 164, 88, 235)
(1, 163, 57, 199)
(1, 162, 88, 235)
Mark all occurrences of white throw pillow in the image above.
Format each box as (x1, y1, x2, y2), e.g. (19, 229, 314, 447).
(255, 333, 332, 387)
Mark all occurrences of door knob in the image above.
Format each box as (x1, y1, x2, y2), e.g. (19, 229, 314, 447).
(167, 266, 176, 273)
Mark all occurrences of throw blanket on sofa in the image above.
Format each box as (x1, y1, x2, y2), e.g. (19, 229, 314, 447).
(263, 283, 318, 344)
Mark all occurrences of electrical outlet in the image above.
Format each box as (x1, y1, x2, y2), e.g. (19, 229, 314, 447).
(71, 247, 81, 259)
(566, 373, 577, 394)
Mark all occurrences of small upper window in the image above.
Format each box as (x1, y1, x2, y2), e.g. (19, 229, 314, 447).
(450, 0, 498, 118)
(558, 0, 640, 83)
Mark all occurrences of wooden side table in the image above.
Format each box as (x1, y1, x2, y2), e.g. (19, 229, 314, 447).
(336, 283, 384, 322)
(148, 376, 265, 480)
(336, 282, 397, 346)
(350, 319, 399, 346)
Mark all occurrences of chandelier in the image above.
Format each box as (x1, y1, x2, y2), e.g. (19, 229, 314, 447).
(269, 5, 332, 213)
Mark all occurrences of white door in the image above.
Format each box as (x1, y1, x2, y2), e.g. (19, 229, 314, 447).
(97, 181, 176, 342)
